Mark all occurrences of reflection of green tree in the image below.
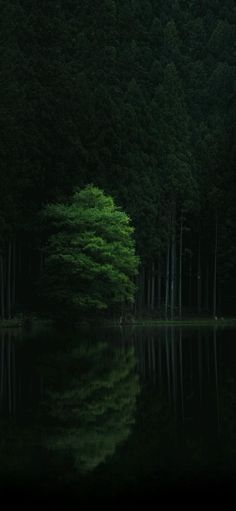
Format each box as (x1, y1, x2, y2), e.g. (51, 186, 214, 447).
(40, 340, 140, 474)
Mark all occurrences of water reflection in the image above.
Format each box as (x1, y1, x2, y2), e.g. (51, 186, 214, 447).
(39, 338, 140, 475)
(97, 326, 236, 490)
(0, 325, 236, 490)
(0, 329, 42, 419)
(0, 329, 140, 484)
(0, 329, 17, 416)
(133, 326, 225, 431)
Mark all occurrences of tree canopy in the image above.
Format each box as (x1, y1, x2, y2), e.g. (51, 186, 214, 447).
(0, 0, 235, 320)
(40, 185, 139, 320)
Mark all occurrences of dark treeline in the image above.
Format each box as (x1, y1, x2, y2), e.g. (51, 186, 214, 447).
(0, 0, 235, 319)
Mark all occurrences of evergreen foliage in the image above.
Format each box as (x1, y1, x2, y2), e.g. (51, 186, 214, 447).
(0, 0, 235, 319)
(41, 186, 139, 320)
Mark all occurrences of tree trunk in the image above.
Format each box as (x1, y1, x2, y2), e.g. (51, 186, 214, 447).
(179, 212, 183, 318)
(148, 337, 152, 375)
(218, 284, 222, 316)
(197, 237, 201, 315)
(0, 253, 5, 319)
(205, 262, 209, 313)
(140, 266, 145, 312)
(213, 214, 218, 317)
(28, 243, 32, 275)
(151, 336, 156, 384)
(151, 261, 155, 311)
(170, 206, 176, 320)
(12, 240, 16, 313)
(158, 336, 162, 390)
(157, 256, 161, 311)
(7, 242, 12, 319)
(142, 337, 146, 379)
(188, 252, 192, 310)
(138, 265, 144, 313)
(147, 267, 151, 311)
(165, 239, 170, 319)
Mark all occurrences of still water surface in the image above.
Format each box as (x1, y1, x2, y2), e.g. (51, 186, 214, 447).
(0, 324, 236, 498)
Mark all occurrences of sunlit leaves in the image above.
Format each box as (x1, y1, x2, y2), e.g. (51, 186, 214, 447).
(41, 185, 139, 320)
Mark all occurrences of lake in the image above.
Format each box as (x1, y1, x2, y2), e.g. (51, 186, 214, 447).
(0, 324, 236, 501)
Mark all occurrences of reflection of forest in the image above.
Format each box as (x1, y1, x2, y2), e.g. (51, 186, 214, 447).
(39, 338, 140, 474)
(124, 327, 236, 480)
(0, 328, 42, 418)
(132, 327, 236, 428)
(0, 326, 236, 489)
(0, 330, 140, 482)
(0, 329, 43, 483)
(220, 376, 236, 469)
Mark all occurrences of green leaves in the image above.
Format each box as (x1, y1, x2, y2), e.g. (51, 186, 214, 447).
(41, 185, 139, 320)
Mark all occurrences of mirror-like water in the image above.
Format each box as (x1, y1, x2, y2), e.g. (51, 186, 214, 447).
(0, 325, 236, 499)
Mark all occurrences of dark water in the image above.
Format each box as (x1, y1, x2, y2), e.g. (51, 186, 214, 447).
(0, 324, 236, 501)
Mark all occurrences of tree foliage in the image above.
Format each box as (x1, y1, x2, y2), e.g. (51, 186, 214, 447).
(41, 185, 139, 320)
(0, 0, 235, 319)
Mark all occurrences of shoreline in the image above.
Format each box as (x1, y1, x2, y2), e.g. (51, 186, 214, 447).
(1, 316, 236, 329)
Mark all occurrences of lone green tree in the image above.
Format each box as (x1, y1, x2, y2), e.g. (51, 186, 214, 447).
(40, 185, 139, 321)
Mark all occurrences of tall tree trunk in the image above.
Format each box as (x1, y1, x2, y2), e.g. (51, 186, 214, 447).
(205, 262, 209, 313)
(190, 337, 193, 391)
(158, 336, 162, 391)
(12, 240, 16, 313)
(170, 206, 176, 320)
(188, 252, 192, 310)
(142, 336, 146, 379)
(213, 214, 218, 317)
(138, 265, 144, 313)
(151, 261, 155, 311)
(165, 239, 170, 319)
(18, 244, 22, 280)
(207, 333, 210, 381)
(151, 336, 156, 384)
(157, 256, 162, 311)
(197, 237, 201, 315)
(179, 212, 183, 318)
(133, 277, 137, 315)
(7, 242, 12, 319)
(147, 266, 151, 311)
(218, 284, 222, 316)
(148, 337, 152, 376)
(141, 266, 145, 312)
(28, 243, 32, 275)
(0, 253, 5, 319)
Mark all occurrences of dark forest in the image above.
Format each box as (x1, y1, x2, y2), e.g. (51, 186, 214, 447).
(0, 0, 236, 322)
